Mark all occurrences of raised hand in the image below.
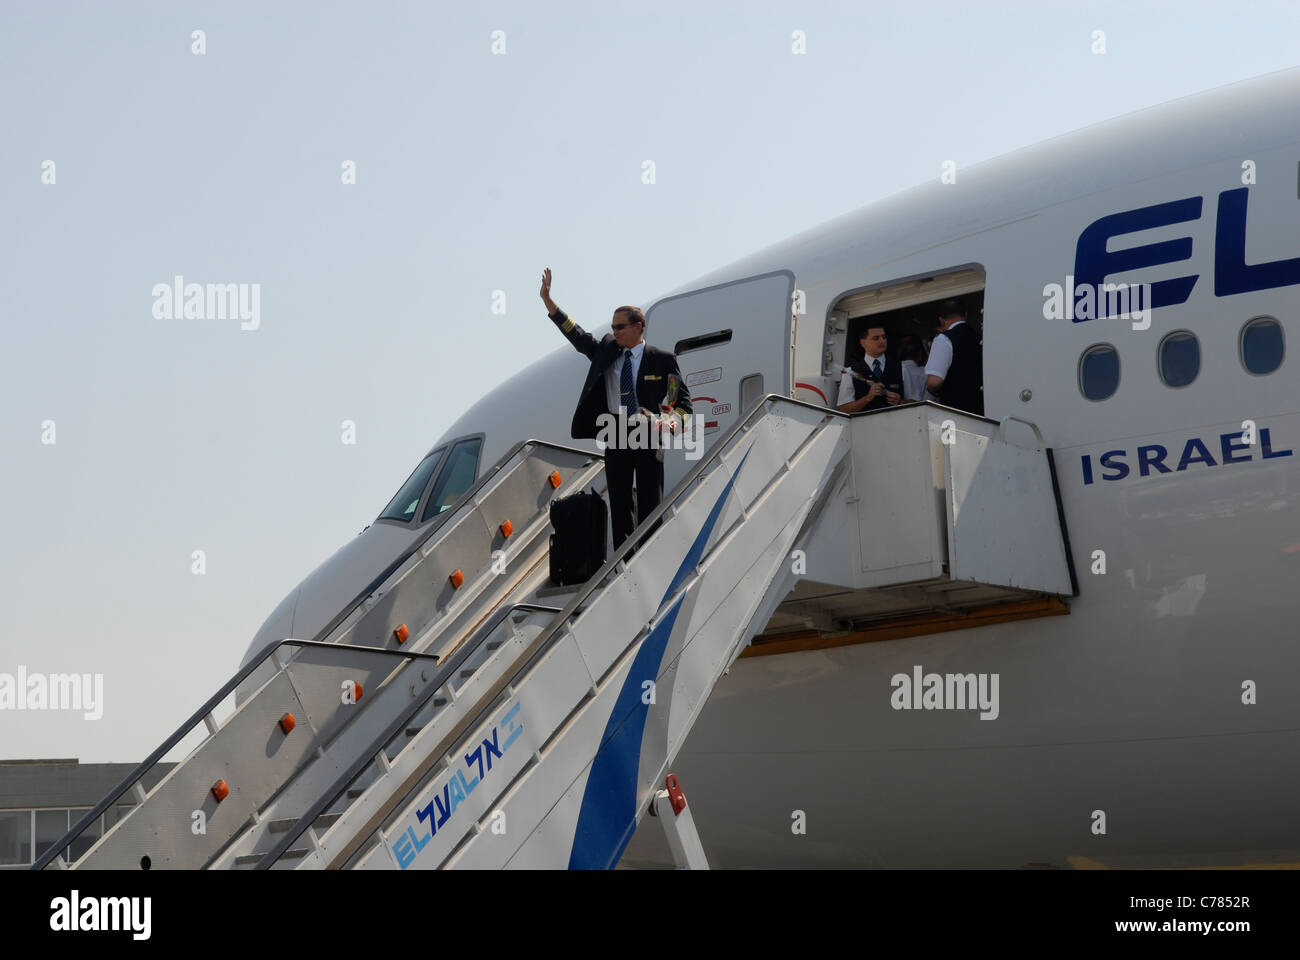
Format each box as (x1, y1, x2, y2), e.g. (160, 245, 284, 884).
(540, 267, 558, 313)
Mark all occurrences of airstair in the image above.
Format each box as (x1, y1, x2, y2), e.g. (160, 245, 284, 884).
(36, 398, 1075, 871)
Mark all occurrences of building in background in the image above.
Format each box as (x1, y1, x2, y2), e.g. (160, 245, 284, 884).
(0, 758, 175, 869)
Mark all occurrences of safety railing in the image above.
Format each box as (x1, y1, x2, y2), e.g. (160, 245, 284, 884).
(32, 437, 598, 871)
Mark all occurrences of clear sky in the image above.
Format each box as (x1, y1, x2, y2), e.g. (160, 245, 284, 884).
(2, 0, 1297, 764)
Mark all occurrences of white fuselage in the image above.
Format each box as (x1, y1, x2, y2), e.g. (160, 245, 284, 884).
(250, 69, 1300, 866)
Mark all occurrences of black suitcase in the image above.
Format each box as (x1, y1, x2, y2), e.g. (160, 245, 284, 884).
(549, 491, 607, 585)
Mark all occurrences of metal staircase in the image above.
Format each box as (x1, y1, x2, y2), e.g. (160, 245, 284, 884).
(36, 395, 1075, 871)
(35, 398, 848, 870)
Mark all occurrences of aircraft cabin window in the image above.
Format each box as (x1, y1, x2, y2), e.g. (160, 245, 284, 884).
(1241, 317, 1284, 375)
(1078, 344, 1119, 401)
(379, 447, 446, 523)
(421, 437, 483, 522)
(1158, 331, 1200, 388)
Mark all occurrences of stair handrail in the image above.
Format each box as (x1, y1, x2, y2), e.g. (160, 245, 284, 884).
(265, 394, 844, 869)
(31, 438, 597, 871)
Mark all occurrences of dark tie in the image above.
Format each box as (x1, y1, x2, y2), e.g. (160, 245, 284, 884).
(620, 349, 637, 411)
(872, 359, 882, 379)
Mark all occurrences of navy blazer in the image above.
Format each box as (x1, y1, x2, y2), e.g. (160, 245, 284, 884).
(549, 308, 693, 440)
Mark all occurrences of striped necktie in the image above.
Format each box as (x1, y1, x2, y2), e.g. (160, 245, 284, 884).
(871, 358, 882, 379)
(620, 349, 636, 411)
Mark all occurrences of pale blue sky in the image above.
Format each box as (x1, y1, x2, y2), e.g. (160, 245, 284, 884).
(2, 0, 1296, 763)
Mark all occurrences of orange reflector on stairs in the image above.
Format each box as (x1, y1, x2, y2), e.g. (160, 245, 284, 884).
(499, 519, 513, 538)
(353, 682, 363, 701)
(665, 774, 686, 815)
(212, 779, 229, 802)
(279, 713, 295, 734)
(549, 471, 561, 488)
(449, 569, 464, 589)
(394, 623, 410, 645)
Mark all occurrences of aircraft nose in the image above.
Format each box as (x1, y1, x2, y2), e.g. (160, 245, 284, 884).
(234, 585, 300, 706)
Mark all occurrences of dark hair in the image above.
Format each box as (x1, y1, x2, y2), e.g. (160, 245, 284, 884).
(614, 305, 646, 329)
(860, 324, 886, 339)
(899, 335, 923, 364)
(937, 299, 966, 319)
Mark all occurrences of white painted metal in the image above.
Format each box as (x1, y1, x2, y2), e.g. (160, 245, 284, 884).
(944, 428, 1074, 595)
(54, 68, 1300, 871)
(359, 399, 848, 870)
(652, 788, 709, 870)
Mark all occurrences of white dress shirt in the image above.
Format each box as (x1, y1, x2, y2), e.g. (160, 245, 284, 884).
(924, 320, 965, 381)
(836, 352, 887, 407)
(901, 359, 928, 402)
(605, 340, 645, 413)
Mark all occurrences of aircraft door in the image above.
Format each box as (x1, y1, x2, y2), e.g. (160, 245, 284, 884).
(643, 269, 796, 493)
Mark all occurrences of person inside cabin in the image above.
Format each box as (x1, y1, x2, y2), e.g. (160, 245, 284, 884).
(924, 300, 983, 415)
(837, 324, 903, 413)
(898, 335, 930, 403)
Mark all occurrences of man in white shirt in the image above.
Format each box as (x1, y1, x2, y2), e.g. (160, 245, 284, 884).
(924, 300, 983, 415)
(837, 324, 902, 413)
(541, 268, 692, 549)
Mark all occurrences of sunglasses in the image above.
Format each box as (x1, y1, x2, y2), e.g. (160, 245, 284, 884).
(611, 321, 639, 331)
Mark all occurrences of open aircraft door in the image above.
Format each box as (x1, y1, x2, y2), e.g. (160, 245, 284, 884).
(644, 269, 796, 492)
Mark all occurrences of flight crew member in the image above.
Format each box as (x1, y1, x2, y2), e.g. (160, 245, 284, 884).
(837, 324, 903, 413)
(924, 300, 983, 415)
(898, 335, 932, 402)
(540, 267, 692, 550)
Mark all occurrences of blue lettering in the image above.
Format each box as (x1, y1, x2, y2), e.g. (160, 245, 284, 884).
(1137, 445, 1171, 476)
(394, 831, 416, 870)
(1099, 450, 1129, 481)
(1219, 431, 1252, 464)
(1214, 188, 1300, 296)
(482, 728, 502, 771)
(1081, 453, 1094, 486)
(1262, 428, 1292, 459)
(500, 701, 523, 752)
(1074, 196, 1201, 321)
(465, 744, 484, 781)
(415, 800, 438, 837)
(1176, 438, 1216, 471)
(409, 825, 430, 855)
(433, 783, 452, 828)
(447, 771, 466, 815)
(457, 768, 477, 796)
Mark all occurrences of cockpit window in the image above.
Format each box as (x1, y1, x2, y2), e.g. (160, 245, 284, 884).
(379, 448, 445, 522)
(421, 438, 483, 522)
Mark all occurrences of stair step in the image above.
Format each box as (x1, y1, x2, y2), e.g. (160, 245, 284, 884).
(459, 668, 476, 679)
(534, 584, 583, 599)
